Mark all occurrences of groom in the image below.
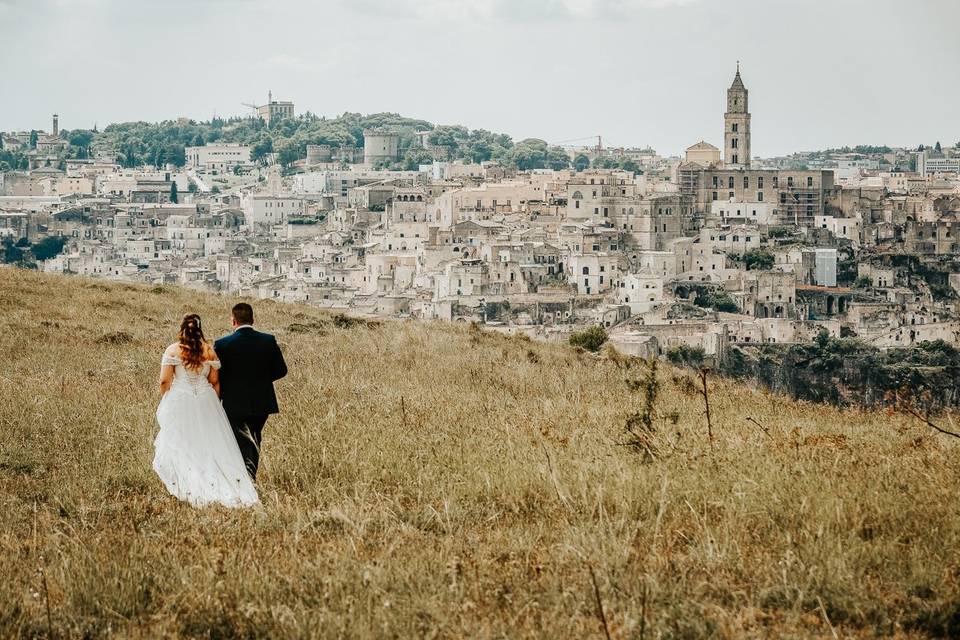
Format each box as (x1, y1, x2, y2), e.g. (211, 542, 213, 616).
(214, 302, 287, 481)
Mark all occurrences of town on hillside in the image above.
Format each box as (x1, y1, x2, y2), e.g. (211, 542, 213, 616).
(3, 67, 960, 366)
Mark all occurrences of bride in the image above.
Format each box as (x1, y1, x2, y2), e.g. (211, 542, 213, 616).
(153, 314, 259, 507)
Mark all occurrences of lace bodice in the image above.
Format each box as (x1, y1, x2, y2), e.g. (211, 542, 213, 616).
(162, 351, 221, 395)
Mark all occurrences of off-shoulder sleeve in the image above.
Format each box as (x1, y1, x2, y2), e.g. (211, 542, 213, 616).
(161, 354, 179, 366)
(208, 359, 222, 370)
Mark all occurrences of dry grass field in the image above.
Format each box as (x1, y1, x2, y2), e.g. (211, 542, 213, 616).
(2, 268, 960, 638)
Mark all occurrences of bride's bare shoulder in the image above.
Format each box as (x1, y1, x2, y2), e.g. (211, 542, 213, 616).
(164, 343, 181, 357)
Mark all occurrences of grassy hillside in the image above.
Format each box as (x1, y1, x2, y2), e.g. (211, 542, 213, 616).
(1, 268, 959, 638)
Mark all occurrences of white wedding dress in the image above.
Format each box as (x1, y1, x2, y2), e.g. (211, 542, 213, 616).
(153, 351, 259, 508)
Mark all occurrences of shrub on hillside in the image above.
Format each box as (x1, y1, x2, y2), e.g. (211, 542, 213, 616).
(31, 236, 67, 261)
(693, 290, 740, 313)
(743, 249, 775, 271)
(569, 325, 608, 352)
(666, 344, 706, 368)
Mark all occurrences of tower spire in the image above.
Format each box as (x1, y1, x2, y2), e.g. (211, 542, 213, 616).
(724, 62, 750, 169)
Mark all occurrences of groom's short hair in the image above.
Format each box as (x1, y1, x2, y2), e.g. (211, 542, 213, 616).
(232, 303, 254, 325)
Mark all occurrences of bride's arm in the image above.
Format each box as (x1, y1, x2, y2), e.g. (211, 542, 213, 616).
(207, 364, 221, 398)
(159, 363, 174, 397)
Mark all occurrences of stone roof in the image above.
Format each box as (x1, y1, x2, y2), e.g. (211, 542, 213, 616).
(730, 66, 746, 91)
(687, 140, 719, 151)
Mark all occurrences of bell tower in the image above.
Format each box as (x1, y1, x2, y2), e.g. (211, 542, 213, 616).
(724, 62, 750, 169)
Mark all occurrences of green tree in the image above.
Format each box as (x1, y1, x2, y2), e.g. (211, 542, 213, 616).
(170, 181, 178, 204)
(403, 148, 434, 171)
(591, 155, 617, 169)
(277, 142, 300, 167)
(67, 129, 94, 158)
(31, 236, 67, 261)
(2, 237, 24, 263)
(743, 250, 774, 271)
(546, 146, 570, 170)
(573, 153, 590, 172)
(251, 136, 273, 164)
(508, 138, 549, 171)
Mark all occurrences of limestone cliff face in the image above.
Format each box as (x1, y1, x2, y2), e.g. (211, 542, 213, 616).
(722, 337, 960, 410)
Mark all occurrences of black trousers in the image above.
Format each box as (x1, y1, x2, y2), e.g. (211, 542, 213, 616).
(227, 414, 269, 480)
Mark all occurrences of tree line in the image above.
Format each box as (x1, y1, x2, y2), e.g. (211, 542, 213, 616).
(2, 112, 647, 175)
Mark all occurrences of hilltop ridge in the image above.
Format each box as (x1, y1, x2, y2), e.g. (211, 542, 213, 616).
(2, 269, 959, 637)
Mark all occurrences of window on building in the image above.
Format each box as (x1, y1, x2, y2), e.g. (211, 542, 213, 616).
(712, 191, 718, 201)
(758, 176, 764, 188)
(732, 138, 738, 149)
(732, 123, 739, 132)
(757, 191, 763, 202)
(582, 266, 589, 275)
(807, 176, 814, 187)
(733, 154, 738, 164)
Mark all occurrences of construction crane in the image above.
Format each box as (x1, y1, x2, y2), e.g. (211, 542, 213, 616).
(242, 92, 273, 119)
(552, 135, 604, 153)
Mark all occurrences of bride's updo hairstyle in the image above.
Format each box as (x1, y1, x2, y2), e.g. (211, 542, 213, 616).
(178, 314, 207, 371)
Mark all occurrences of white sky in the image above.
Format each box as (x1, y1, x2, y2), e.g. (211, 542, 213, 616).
(1, 0, 957, 157)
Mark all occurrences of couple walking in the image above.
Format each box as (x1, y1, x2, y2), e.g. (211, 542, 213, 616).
(153, 303, 286, 507)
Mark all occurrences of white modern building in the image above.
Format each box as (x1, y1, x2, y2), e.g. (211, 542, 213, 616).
(185, 144, 252, 172)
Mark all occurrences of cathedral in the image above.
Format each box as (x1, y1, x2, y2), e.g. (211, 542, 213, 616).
(678, 65, 835, 228)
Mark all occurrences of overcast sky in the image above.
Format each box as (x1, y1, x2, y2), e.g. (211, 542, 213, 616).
(1, 0, 957, 157)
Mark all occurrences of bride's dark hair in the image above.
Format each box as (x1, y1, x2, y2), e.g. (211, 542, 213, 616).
(178, 314, 207, 371)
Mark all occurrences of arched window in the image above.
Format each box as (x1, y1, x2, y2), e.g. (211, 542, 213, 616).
(572, 191, 583, 200)
(582, 266, 590, 275)
(728, 176, 734, 189)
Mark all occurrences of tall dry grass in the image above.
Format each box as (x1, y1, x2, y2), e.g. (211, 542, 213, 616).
(1, 268, 959, 638)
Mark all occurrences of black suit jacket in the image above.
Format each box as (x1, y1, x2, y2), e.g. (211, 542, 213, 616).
(214, 327, 287, 417)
